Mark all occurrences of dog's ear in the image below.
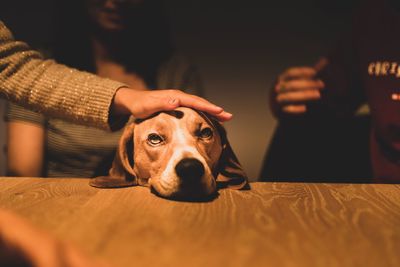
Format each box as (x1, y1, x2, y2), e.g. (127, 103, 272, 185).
(213, 122, 249, 190)
(90, 123, 138, 188)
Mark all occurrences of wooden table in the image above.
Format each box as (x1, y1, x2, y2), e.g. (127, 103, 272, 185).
(0, 178, 399, 267)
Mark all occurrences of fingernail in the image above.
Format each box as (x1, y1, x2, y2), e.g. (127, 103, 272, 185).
(222, 112, 233, 121)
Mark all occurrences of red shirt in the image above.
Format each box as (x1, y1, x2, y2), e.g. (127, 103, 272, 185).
(318, 0, 400, 182)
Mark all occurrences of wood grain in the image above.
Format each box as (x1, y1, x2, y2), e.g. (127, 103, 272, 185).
(0, 178, 399, 267)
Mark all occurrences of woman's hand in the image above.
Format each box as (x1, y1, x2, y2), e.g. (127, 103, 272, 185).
(112, 88, 233, 121)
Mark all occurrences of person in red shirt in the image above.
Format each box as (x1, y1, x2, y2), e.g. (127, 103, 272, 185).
(270, 0, 400, 182)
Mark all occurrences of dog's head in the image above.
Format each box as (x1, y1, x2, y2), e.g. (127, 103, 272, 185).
(90, 107, 248, 200)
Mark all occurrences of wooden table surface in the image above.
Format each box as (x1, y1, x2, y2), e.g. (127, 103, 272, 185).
(0, 178, 399, 267)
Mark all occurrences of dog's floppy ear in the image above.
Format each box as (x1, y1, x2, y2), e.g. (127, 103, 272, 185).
(90, 123, 138, 188)
(213, 121, 249, 190)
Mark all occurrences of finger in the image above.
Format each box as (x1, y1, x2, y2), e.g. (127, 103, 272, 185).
(212, 110, 233, 121)
(276, 79, 324, 93)
(276, 89, 321, 103)
(166, 95, 233, 121)
(137, 90, 233, 121)
(280, 67, 317, 81)
(282, 104, 307, 114)
(179, 96, 233, 121)
(176, 93, 223, 114)
(168, 92, 233, 121)
(314, 57, 329, 72)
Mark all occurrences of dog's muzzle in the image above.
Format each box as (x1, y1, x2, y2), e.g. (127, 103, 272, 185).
(175, 158, 205, 183)
(169, 157, 216, 201)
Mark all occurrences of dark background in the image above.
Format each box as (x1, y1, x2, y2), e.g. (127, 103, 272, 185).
(0, 0, 362, 179)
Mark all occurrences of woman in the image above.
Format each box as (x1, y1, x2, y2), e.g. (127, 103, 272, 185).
(6, 0, 204, 177)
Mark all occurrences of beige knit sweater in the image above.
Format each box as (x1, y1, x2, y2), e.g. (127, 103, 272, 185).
(0, 21, 126, 130)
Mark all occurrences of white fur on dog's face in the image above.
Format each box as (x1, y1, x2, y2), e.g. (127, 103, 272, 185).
(132, 107, 223, 199)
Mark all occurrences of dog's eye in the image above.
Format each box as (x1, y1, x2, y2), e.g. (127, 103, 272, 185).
(199, 127, 213, 139)
(147, 133, 164, 146)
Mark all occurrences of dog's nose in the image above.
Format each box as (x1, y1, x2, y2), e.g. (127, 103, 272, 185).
(175, 158, 205, 181)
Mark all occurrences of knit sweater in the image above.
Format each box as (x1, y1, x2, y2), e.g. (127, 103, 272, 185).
(0, 21, 126, 131)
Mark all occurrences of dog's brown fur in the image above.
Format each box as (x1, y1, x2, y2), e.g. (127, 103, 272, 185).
(90, 107, 248, 200)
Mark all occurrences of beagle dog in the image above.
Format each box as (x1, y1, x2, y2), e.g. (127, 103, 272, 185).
(90, 107, 248, 200)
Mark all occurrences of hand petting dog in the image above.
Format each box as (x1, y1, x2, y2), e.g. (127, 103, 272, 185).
(113, 88, 233, 122)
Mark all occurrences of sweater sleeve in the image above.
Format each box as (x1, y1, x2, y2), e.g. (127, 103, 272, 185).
(0, 21, 127, 131)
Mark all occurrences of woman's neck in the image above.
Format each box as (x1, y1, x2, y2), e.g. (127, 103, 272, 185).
(91, 36, 148, 91)
(92, 36, 113, 62)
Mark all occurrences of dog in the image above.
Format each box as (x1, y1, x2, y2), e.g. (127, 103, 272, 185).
(90, 107, 248, 200)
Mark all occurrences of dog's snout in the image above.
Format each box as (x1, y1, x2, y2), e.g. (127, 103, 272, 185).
(175, 158, 205, 181)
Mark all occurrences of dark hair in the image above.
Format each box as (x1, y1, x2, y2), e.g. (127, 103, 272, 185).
(52, 0, 174, 85)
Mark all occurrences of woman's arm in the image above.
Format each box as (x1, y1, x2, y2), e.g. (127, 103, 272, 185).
(7, 122, 45, 177)
(0, 21, 124, 130)
(0, 21, 232, 130)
